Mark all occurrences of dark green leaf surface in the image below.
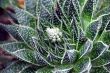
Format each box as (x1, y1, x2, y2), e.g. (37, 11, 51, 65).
(90, 41, 109, 60)
(92, 51, 110, 67)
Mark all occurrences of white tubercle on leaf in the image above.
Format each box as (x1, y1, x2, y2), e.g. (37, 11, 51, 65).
(46, 27, 62, 42)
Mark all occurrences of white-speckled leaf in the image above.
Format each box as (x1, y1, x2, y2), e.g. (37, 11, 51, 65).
(1, 61, 31, 73)
(74, 57, 91, 73)
(14, 7, 36, 28)
(90, 41, 109, 60)
(92, 51, 110, 67)
(79, 39, 93, 58)
(18, 25, 36, 48)
(86, 18, 102, 41)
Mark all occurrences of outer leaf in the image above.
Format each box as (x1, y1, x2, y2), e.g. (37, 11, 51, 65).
(81, 0, 94, 30)
(79, 0, 87, 8)
(93, 0, 110, 18)
(1, 61, 30, 73)
(52, 64, 73, 73)
(0, 0, 10, 8)
(74, 57, 91, 73)
(61, 49, 78, 64)
(90, 41, 109, 60)
(0, 42, 37, 64)
(14, 7, 36, 29)
(0, 24, 22, 41)
(86, 18, 102, 41)
(100, 30, 110, 45)
(36, 67, 53, 73)
(92, 51, 110, 67)
(79, 39, 93, 58)
(20, 66, 37, 73)
(25, 0, 36, 16)
(71, 15, 79, 43)
(90, 67, 108, 73)
(104, 63, 110, 72)
(18, 25, 36, 48)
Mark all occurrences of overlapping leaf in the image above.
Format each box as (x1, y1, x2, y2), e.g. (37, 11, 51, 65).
(92, 51, 110, 67)
(90, 41, 109, 60)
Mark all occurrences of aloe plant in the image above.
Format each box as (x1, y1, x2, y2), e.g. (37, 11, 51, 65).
(0, 0, 110, 73)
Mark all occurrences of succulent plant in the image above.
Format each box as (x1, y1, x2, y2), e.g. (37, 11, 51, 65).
(0, 0, 110, 73)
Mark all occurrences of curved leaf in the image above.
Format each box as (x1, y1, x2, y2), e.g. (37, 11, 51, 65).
(90, 67, 108, 73)
(100, 30, 110, 45)
(92, 51, 110, 67)
(81, 0, 95, 30)
(79, 39, 93, 58)
(74, 57, 91, 73)
(0, 24, 22, 41)
(0, 42, 37, 64)
(104, 63, 110, 72)
(86, 18, 102, 41)
(61, 49, 78, 64)
(14, 7, 36, 28)
(1, 61, 30, 73)
(90, 41, 109, 60)
(18, 25, 36, 48)
(52, 64, 73, 73)
(36, 67, 53, 73)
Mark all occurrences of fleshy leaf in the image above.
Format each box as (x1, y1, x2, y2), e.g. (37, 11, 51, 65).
(0, 24, 22, 41)
(100, 30, 110, 45)
(104, 63, 110, 72)
(36, 67, 53, 73)
(0, 42, 37, 64)
(74, 57, 91, 73)
(79, 39, 93, 58)
(93, 0, 110, 18)
(14, 7, 36, 29)
(0, 0, 10, 8)
(86, 18, 102, 41)
(90, 67, 108, 73)
(61, 49, 78, 64)
(90, 41, 109, 60)
(81, 0, 94, 30)
(18, 25, 36, 48)
(52, 64, 73, 73)
(1, 61, 30, 73)
(25, 0, 36, 16)
(92, 51, 110, 67)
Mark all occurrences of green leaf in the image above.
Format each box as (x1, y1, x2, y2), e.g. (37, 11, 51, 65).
(79, 39, 93, 58)
(36, 67, 53, 73)
(90, 67, 108, 73)
(71, 15, 79, 43)
(93, 0, 110, 18)
(18, 25, 36, 48)
(74, 57, 91, 73)
(52, 64, 73, 73)
(0, 24, 22, 41)
(0, 0, 10, 8)
(96, 14, 110, 40)
(79, 0, 87, 8)
(0, 42, 37, 64)
(14, 7, 36, 29)
(61, 49, 78, 64)
(100, 30, 110, 45)
(1, 61, 30, 73)
(20, 66, 37, 73)
(92, 51, 110, 67)
(86, 18, 102, 41)
(90, 41, 109, 60)
(81, 0, 94, 30)
(25, 0, 36, 16)
(104, 63, 110, 72)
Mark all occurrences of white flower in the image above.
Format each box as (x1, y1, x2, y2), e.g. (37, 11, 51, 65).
(46, 27, 62, 42)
